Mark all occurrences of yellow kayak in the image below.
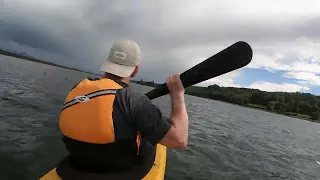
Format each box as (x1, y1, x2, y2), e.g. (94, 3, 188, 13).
(39, 144, 166, 180)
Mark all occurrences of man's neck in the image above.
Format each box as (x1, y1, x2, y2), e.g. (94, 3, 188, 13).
(102, 73, 130, 85)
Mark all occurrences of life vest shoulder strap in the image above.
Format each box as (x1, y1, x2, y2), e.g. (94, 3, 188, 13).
(64, 78, 123, 103)
(62, 89, 119, 111)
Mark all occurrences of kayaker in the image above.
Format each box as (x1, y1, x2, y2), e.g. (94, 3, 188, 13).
(56, 39, 188, 179)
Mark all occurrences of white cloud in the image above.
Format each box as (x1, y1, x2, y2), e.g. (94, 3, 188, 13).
(248, 37, 320, 73)
(247, 53, 289, 72)
(245, 37, 320, 91)
(197, 70, 241, 87)
(247, 81, 309, 92)
(283, 71, 320, 86)
(171, 43, 232, 68)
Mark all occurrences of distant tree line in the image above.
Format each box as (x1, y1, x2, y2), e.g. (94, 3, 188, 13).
(186, 84, 320, 122)
(134, 80, 320, 123)
(0, 49, 101, 76)
(132, 79, 158, 87)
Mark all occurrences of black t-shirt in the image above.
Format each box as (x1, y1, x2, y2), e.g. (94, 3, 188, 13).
(112, 81, 172, 146)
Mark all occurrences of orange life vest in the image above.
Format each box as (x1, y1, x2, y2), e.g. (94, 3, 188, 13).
(59, 78, 141, 150)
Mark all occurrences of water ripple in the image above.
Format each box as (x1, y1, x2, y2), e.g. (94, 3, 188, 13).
(1, 56, 320, 180)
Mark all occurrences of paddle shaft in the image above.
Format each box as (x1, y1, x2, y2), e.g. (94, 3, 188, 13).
(145, 41, 253, 100)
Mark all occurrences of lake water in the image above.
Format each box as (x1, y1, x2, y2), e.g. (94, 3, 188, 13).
(1, 54, 320, 180)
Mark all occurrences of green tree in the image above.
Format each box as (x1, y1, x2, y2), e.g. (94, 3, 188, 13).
(279, 103, 287, 113)
(286, 99, 295, 112)
(311, 111, 320, 121)
(267, 101, 276, 111)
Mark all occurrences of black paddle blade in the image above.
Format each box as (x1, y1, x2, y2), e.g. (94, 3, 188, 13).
(145, 41, 253, 100)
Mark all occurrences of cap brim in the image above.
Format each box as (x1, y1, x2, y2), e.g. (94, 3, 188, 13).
(100, 60, 135, 78)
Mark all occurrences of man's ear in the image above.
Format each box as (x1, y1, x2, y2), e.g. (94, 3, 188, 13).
(130, 66, 139, 78)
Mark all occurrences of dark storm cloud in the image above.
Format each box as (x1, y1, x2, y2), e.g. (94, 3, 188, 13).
(0, 21, 70, 56)
(1, 0, 320, 79)
(295, 17, 320, 39)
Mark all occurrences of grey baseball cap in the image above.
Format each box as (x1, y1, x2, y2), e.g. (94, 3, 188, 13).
(100, 39, 141, 77)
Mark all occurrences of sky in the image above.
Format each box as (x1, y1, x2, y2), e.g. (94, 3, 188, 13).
(1, 0, 320, 94)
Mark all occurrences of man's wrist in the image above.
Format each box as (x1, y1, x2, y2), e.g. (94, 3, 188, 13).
(171, 92, 185, 101)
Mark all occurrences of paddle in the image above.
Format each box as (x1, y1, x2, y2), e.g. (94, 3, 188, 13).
(145, 41, 253, 100)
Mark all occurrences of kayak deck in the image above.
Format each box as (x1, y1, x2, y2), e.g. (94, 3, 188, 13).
(142, 144, 166, 180)
(39, 144, 167, 180)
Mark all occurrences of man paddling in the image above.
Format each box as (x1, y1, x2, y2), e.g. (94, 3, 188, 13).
(56, 39, 189, 179)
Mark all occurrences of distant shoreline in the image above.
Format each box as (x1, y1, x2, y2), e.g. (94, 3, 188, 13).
(0, 49, 102, 76)
(133, 80, 320, 123)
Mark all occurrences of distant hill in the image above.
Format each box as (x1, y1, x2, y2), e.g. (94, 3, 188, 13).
(19, 52, 33, 58)
(0, 49, 102, 76)
(133, 80, 320, 123)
